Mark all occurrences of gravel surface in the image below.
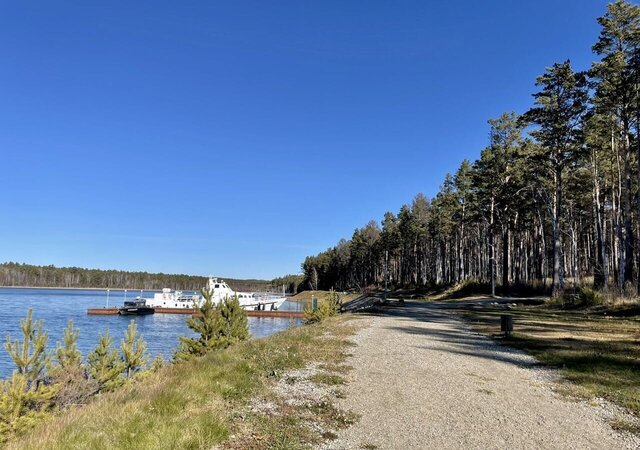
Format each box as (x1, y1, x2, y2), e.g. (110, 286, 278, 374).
(322, 301, 639, 450)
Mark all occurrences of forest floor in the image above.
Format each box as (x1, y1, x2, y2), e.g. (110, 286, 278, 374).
(322, 300, 640, 450)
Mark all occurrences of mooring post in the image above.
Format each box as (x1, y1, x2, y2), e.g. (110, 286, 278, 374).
(500, 314, 513, 336)
(312, 296, 318, 312)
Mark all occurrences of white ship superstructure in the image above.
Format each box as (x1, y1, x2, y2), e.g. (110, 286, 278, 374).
(142, 277, 287, 311)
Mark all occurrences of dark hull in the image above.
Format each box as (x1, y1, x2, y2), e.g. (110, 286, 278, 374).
(118, 307, 155, 316)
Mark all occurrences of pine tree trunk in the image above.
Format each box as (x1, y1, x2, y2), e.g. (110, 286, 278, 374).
(592, 147, 607, 289)
(552, 166, 564, 297)
(489, 197, 496, 297)
(502, 221, 509, 296)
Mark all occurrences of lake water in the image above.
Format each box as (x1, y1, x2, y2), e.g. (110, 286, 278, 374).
(0, 288, 304, 379)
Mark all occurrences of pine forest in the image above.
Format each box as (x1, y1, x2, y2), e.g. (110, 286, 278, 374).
(302, 1, 640, 299)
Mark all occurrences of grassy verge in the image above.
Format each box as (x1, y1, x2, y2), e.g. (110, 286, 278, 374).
(289, 290, 361, 304)
(449, 303, 640, 415)
(7, 316, 360, 450)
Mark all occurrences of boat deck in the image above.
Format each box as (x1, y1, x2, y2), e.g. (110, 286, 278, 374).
(87, 307, 304, 319)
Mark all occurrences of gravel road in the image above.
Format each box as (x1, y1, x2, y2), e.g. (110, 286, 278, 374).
(323, 301, 639, 450)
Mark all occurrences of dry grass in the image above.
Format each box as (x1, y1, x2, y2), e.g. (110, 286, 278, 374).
(289, 290, 361, 304)
(6, 316, 360, 450)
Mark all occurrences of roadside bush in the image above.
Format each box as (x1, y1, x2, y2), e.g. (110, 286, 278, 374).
(1, 310, 58, 443)
(87, 331, 125, 392)
(1, 311, 163, 445)
(175, 289, 249, 360)
(50, 320, 97, 408)
(48, 367, 98, 409)
(551, 287, 604, 307)
(304, 289, 341, 324)
(120, 320, 149, 378)
(0, 372, 57, 444)
(622, 281, 637, 299)
(545, 296, 564, 307)
(444, 279, 491, 299)
(149, 355, 166, 372)
(577, 287, 604, 307)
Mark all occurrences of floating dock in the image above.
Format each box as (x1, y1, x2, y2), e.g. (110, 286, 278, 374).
(87, 307, 304, 319)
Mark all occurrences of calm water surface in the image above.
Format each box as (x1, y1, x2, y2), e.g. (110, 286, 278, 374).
(0, 288, 304, 379)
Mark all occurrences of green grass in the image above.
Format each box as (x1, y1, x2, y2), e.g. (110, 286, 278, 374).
(6, 317, 359, 450)
(610, 418, 640, 434)
(310, 373, 346, 386)
(452, 303, 640, 415)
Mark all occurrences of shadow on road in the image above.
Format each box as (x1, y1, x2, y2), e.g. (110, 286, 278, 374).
(353, 300, 546, 368)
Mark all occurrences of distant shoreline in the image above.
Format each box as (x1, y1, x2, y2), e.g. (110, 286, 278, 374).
(0, 286, 157, 291)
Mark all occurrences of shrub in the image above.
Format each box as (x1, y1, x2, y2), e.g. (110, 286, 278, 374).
(218, 295, 249, 346)
(304, 289, 341, 324)
(54, 320, 82, 369)
(175, 289, 250, 360)
(545, 296, 564, 307)
(577, 287, 604, 307)
(48, 367, 97, 409)
(4, 309, 49, 381)
(444, 279, 491, 299)
(149, 355, 166, 372)
(50, 320, 97, 408)
(120, 320, 149, 378)
(87, 331, 125, 392)
(1, 310, 57, 443)
(622, 281, 637, 299)
(0, 373, 57, 443)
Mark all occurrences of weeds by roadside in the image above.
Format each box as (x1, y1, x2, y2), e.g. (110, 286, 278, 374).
(6, 316, 359, 449)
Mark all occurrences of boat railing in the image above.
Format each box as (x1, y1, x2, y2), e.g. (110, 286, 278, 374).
(253, 291, 287, 301)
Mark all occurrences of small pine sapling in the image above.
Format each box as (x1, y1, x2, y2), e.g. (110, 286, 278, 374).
(50, 320, 98, 408)
(55, 319, 82, 369)
(175, 288, 249, 360)
(1, 310, 57, 442)
(219, 295, 249, 346)
(120, 320, 149, 378)
(4, 309, 50, 382)
(87, 330, 124, 391)
(0, 372, 57, 442)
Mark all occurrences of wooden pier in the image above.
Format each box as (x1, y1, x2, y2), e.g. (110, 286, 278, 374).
(87, 307, 304, 319)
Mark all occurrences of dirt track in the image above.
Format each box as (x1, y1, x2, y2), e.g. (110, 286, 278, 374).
(322, 301, 638, 450)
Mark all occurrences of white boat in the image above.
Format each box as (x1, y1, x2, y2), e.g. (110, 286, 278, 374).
(142, 277, 287, 311)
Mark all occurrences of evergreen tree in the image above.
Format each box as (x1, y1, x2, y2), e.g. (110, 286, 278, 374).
(591, 0, 640, 288)
(218, 296, 249, 346)
(523, 61, 589, 296)
(149, 355, 165, 372)
(49, 319, 97, 408)
(176, 288, 250, 360)
(0, 372, 57, 443)
(297, 2, 640, 302)
(120, 320, 149, 378)
(87, 331, 124, 391)
(176, 288, 224, 359)
(55, 320, 82, 369)
(4, 309, 50, 382)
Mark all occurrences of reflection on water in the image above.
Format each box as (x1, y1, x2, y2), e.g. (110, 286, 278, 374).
(0, 288, 303, 379)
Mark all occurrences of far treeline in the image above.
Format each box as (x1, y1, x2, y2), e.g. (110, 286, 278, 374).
(0, 262, 292, 293)
(302, 1, 640, 298)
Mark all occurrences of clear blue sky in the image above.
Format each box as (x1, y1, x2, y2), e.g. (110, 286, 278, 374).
(0, 1, 609, 280)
